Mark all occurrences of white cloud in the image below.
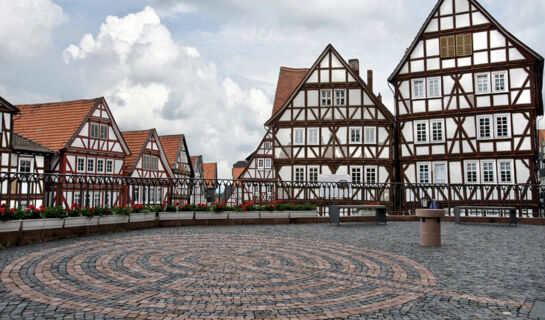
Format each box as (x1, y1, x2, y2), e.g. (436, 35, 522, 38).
(63, 6, 271, 178)
(0, 0, 65, 60)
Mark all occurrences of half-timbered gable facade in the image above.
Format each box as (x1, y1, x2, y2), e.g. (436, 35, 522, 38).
(389, 0, 544, 213)
(0, 97, 53, 208)
(265, 44, 396, 207)
(190, 155, 205, 204)
(203, 162, 217, 203)
(14, 98, 131, 208)
(159, 134, 194, 202)
(123, 129, 174, 205)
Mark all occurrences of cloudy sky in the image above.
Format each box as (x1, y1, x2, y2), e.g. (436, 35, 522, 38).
(0, 0, 544, 178)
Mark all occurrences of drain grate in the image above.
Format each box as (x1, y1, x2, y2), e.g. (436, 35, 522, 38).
(530, 301, 545, 319)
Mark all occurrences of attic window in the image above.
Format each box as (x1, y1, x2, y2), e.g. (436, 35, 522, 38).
(440, 36, 456, 58)
(440, 34, 472, 58)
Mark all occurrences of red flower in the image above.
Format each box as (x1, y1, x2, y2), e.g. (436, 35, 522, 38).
(106, 209, 111, 214)
(0, 208, 5, 215)
(90, 207, 95, 211)
(184, 203, 189, 207)
(175, 202, 181, 206)
(33, 208, 39, 213)
(218, 205, 222, 208)
(1, 203, 6, 208)
(221, 201, 226, 206)
(28, 204, 35, 209)
(9, 208, 15, 213)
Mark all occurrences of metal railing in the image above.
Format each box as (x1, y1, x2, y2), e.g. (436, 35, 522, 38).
(0, 172, 543, 217)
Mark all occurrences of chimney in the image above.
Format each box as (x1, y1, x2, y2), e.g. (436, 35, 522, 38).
(378, 93, 382, 102)
(348, 59, 360, 75)
(367, 70, 373, 92)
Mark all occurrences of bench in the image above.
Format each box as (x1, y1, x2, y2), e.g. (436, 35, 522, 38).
(454, 206, 517, 226)
(329, 205, 387, 226)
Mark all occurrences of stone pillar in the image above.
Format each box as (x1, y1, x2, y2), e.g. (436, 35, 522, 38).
(415, 209, 445, 247)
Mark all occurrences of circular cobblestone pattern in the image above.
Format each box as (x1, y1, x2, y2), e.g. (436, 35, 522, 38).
(1, 234, 436, 319)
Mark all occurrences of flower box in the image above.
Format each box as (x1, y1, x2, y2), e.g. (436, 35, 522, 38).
(290, 211, 317, 218)
(64, 216, 99, 228)
(260, 211, 290, 219)
(195, 212, 229, 220)
(229, 211, 260, 219)
(21, 219, 46, 231)
(158, 212, 194, 220)
(99, 215, 129, 225)
(0, 220, 22, 232)
(42, 218, 65, 230)
(130, 213, 157, 222)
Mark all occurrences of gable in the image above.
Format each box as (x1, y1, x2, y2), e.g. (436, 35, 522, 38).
(239, 128, 274, 180)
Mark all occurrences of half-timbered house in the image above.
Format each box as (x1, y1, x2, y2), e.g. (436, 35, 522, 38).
(14, 98, 130, 208)
(0, 97, 53, 208)
(123, 129, 174, 205)
(190, 155, 205, 204)
(388, 0, 544, 214)
(159, 134, 194, 203)
(203, 162, 217, 203)
(264, 44, 396, 209)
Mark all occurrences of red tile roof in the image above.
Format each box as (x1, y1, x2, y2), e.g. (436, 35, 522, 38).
(121, 130, 152, 174)
(14, 98, 101, 151)
(271, 67, 309, 118)
(233, 167, 244, 180)
(159, 135, 183, 169)
(539, 130, 545, 146)
(203, 162, 217, 180)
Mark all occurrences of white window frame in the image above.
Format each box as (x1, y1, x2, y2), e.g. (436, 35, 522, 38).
(498, 160, 513, 184)
(321, 89, 332, 107)
(106, 159, 114, 174)
(18, 158, 33, 173)
(87, 158, 95, 173)
(308, 167, 319, 183)
(294, 167, 305, 182)
(99, 124, 109, 140)
(96, 159, 105, 173)
(365, 166, 377, 184)
(293, 128, 305, 145)
(89, 123, 100, 139)
(430, 119, 445, 143)
(465, 161, 480, 184)
(265, 158, 272, 169)
(308, 128, 319, 145)
(477, 115, 493, 140)
(263, 141, 271, 149)
(351, 167, 362, 184)
(427, 77, 442, 98)
(494, 114, 511, 139)
(74, 193, 81, 206)
(417, 162, 431, 184)
(150, 156, 158, 171)
(491, 71, 508, 93)
(350, 127, 362, 144)
(77, 158, 85, 173)
(481, 161, 496, 184)
(364, 127, 376, 145)
(414, 120, 429, 144)
(334, 89, 346, 106)
(412, 78, 426, 99)
(93, 193, 100, 207)
(433, 162, 447, 184)
(475, 73, 490, 94)
(257, 159, 264, 169)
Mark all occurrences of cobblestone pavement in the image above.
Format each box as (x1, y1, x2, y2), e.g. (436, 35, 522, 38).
(0, 222, 544, 319)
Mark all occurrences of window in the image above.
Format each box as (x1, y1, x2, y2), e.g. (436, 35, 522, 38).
(18, 158, 32, 173)
(476, 74, 489, 94)
(495, 115, 510, 138)
(415, 121, 428, 144)
(321, 90, 332, 106)
(99, 124, 108, 139)
(477, 116, 492, 139)
(434, 163, 447, 184)
(294, 128, 305, 145)
(498, 161, 512, 184)
(74, 193, 81, 206)
(90, 123, 100, 138)
(455, 34, 473, 57)
(150, 157, 158, 171)
(440, 35, 455, 58)
(295, 167, 305, 182)
(265, 158, 272, 168)
(482, 161, 495, 184)
(350, 128, 361, 144)
(106, 160, 114, 174)
(157, 188, 162, 203)
(334, 89, 346, 106)
(492, 71, 507, 93)
(94, 193, 100, 207)
(150, 187, 155, 203)
(97, 159, 104, 173)
(351, 168, 362, 184)
(412, 79, 425, 98)
(418, 163, 430, 183)
(143, 155, 158, 171)
(134, 187, 140, 203)
(258, 159, 264, 169)
(309, 167, 318, 183)
(365, 167, 377, 184)
(87, 158, 94, 172)
(427, 77, 441, 97)
(465, 162, 479, 184)
(104, 193, 110, 206)
(430, 120, 444, 143)
(308, 128, 319, 145)
(264, 142, 271, 149)
(364, 127, 376, 145)
(77, 158, 85, 172)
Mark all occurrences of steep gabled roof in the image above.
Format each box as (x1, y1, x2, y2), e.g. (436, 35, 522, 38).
(12, 133, 53, 154)
(271, 67, 309, 118)
(122, 130, 150, 174)
(14, 98, 102, 151)
(203, 162, 217, 180)
(159, 134, 194, 176)
(265, 44, 394, 126)
(0, 96, 19, 114)
(190, 155, 203, 174)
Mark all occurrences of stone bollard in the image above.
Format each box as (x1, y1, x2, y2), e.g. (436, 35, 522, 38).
(415, 209, 445, 247)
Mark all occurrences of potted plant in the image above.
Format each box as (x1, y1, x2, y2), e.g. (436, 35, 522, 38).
(289, 203, 318, 218)
(196, 202, 229, 220)
(129, 205, 156, 222)
(229, 201, 260, 219)
(42, 206, 66, 229)
(0, 206, 22, 232)
(21, 205, 47, 231)
(99, 205, 130, 225)
(261, 201, 290, 219)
